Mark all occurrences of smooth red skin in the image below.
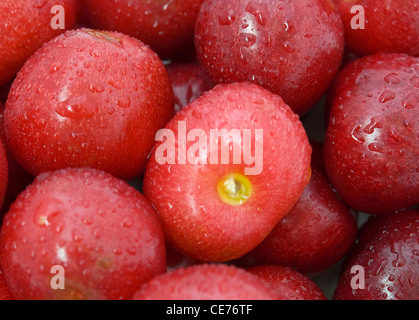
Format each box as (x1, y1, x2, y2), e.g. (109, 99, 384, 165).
(166, 62, 213, 113)
(195, 0, 344, 115)
(0, 104, 34, 218)
(333, 0, 419, 57)
(247, 265, 327, 300)
(236, 142, 358, 275)
(0, 270, 13, 300)
(333, 210, 419, 300)
(0, 168, 166, 300)
(133, 264, 278, 300)
(85, 0, 205, 60)
(0, 139, 7, 212)
(324, 53, 419, 214)
(143, 82, 311, 262)
(4, 28, 174, 181)
(0, 0, 77, 87)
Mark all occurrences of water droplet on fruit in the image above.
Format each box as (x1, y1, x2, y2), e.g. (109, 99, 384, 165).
(368, 143, 383, 153)
(34, 199, 63, 227)
(218, 9, 236, 25)
(108, 79, 125, 90)
(245, 1, 268, 26)
(50, 64, 61, 73)
(410, 76, 419, 88)
(283, 41, 295, 53)
(351, 125, 365, 144)
(126, 245, 138, 255)
(89, 84, 105, 93)
(240, 33, 257, 47)
(384, 73, 401, 84)
(391, 242, 407, 268)
(121, 216, 134, 228)
(115, 96, 131, 109)
(402, 92, 417, 109)
(379, 90, 396, 103)
(363, 118, 382, 134)
(72, 229, 83, 242)
(55, 95, 97, 120)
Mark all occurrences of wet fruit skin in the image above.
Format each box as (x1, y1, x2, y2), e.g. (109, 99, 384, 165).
(324, 53, 419, 215)
(4, 28, 174, 181)
(143, 82, 312, 262)
(0, 138, 7, 212)
(195, 0, 345, 115)
(333, 210, 419, 300)
(0, 104, 34, 218)
(236, 141, 358, 275)
(132, 264, 279, 300)
(0, 168, 166, 300)
(247, 265, 327, 300)
(0, 0, 77, 87)
(85, 0, 205, 60)
(0, 270, 12, 300)
(332, 0, 419, 57)
(166, 62, 213, 113)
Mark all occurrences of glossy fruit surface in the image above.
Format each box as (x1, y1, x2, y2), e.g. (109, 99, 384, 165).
(237, 141, 358, 275)
(133, 264, 278, 300)
(324, 53, 419, 214)
(333, 0, 419, 56)
(333, 210, 419, 300)
(85, 0, 205, 59)
(0, 104, 33, 217)
(0, 140, 7, 212)
(144, 82, 311, 262)
(195, 0, 344, 115)
(0, 168, 166, 300)
(247, 265, 327, 300)
(4, 28, 174, 180)
(166, 62, 212, 113)
(0, 270, 12, 300)
(0, 0, 77, 86)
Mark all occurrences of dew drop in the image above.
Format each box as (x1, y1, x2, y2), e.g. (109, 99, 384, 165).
(55, 95, 97, 120)
(384, 73, 401, 84)
(245, 1, 268, 26)
(240, 33, 257, 47)
(115, 96, 131, 109)
(379, 90, 396, 103)
(218, 9, 236, 25)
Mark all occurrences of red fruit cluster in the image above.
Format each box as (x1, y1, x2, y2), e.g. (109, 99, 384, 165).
(0, 0, 417, 301)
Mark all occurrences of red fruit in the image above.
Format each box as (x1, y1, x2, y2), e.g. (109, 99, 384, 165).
(332, 0, 419, 57)
(0, 104, 33, 218)
(247, 265, 327, 300)
(132, 264, 278, 300)
(0, 168, 166, 300)
(0, 0, 77, 87)
(166, 62, 213, 113)
(166, 244, 202, 272)
(0, 140, 7, 213)
(324, 53, 419, 214)
(4, 28, 174, 181)
(236, 141, 358, 275)
(0, 269, 12, 300)
(195, 0, 344, 115)
(333, 210, 419, 300)
(85, 0, 205, 60)
(143, 82, 311, 262)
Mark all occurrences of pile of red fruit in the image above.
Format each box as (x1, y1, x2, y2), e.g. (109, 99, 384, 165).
(0, 0, 417, 301)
